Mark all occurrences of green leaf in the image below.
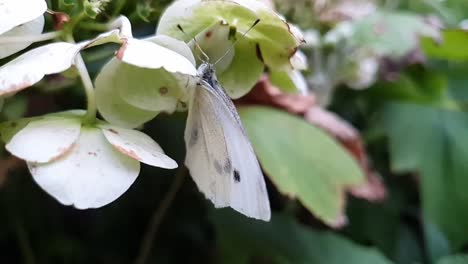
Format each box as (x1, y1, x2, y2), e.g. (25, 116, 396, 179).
(239, 106, 365, 226)
(1, 95, 28, 120)
(351, 11, 439, 57)
(438, 254, 468, 264)
(383, 102, 468, 249)
(212, 209, 393, 264)
(368, 70, 448, 106)
(421, 30, 468, 61)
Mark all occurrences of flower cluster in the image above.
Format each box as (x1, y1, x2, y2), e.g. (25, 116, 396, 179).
(0, 0, 302, 210)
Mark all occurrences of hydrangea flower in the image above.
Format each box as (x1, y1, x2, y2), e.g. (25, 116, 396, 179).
(0, 17, 181, 208)
(95, 34, 197, 128)
(156, 0, 304, 98)
(0, 0, 47, 59)
(0, 112, 177, 208)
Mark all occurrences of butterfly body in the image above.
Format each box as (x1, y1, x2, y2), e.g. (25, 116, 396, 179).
(184, 62, 271, 221)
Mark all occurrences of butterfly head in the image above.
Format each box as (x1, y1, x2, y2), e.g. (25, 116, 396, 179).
(197, 62, 218, 86)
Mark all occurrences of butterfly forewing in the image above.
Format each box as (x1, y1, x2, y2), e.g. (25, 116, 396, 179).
(184, 65, 271, 221)
(185, 82, 231, 207)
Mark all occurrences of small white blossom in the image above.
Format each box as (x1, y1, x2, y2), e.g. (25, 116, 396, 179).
(96, 35, 197, 128)
(0, 112, 177, 209)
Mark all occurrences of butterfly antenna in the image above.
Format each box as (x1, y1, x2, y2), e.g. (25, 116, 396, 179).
(177, 24, 210, 62)
(213, 19, 261, 66)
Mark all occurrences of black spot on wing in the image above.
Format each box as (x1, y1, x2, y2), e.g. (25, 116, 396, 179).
(214, 159, 232, 175)
(214, 160, 223, 174)
(189, 128, 199, 147)
(224, 159, 232, 173)
(233, 169, 241, 183)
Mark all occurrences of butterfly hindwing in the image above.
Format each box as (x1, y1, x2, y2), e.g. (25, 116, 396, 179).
(184, 76, 270, 221)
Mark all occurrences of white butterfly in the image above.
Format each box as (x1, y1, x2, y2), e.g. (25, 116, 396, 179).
(184, 62, 271, 221)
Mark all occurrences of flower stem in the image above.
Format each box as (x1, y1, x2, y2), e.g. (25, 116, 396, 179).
(0, 31, 61, 44)
(78, 21, 110, 31)
(134, 166, 187, 264)
(75, 53, 97, 124)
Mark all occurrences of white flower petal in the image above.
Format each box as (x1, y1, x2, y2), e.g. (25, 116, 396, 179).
(0, 15, 44, 59)
(83, 29, 123, 48)
(116, 38, 197, 76)
(289, 70, 308, 95)
(144, 35, 196, 66)
(29, 127, 140, 209)
(6, 117, 81, 163)
(107, 15, 133, 39)
(0, 0, 47, 34)
(95, 59, 159, 128)
(0, 42, 82, 96)
(101, 126, 178, 169)
(290, 50, 308, 70)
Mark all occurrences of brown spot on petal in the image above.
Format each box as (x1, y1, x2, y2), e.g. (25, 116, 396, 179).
(205, 31, 213, 38)
(116, 146, 141, 160)
(159, 87, 168, 95)
(115, 39, 129, 60)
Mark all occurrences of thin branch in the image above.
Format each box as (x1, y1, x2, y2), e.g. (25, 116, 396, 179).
(134, 166, 187, 264)
(74, 53, 97, 124)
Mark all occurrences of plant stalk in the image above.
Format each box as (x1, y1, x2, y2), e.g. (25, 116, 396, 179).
(134, 166, 187, 264)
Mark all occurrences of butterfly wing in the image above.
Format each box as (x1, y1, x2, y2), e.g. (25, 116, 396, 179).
(184, 80, 271, 221)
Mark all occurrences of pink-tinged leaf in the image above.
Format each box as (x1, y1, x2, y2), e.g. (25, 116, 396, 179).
(237, 75, 315, 114)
